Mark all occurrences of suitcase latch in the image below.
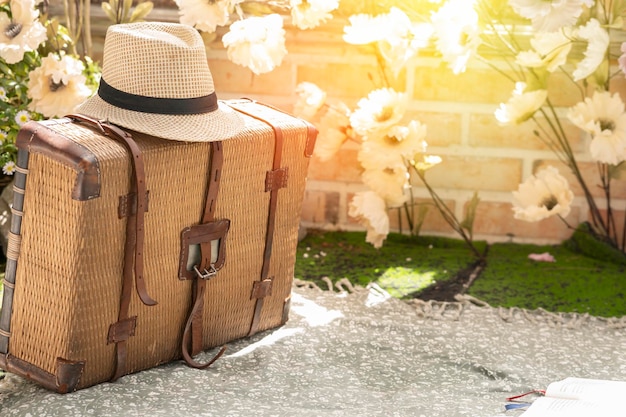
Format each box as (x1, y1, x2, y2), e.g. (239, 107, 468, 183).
(179, 219, 230, 281)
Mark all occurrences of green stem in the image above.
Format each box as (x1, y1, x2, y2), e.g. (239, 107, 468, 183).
(599, 162, 618, 246)
(411, 167, 483, 260)
(540, 100, 609, 238)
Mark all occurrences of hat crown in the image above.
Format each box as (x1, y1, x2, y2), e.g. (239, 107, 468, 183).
(101, 22, 214, 100)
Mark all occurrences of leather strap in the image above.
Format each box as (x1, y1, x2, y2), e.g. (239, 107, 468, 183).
(225, 102, 287, 337)
(181, 279, 226, 368)
(181, 141, 226, 368)
(68, 114, 157, 381)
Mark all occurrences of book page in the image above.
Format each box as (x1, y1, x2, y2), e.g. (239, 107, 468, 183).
(520, 397, 622, 417)
(544, 377, 626, 402)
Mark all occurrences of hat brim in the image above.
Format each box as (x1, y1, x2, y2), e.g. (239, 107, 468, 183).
(76, 94, 245, 142)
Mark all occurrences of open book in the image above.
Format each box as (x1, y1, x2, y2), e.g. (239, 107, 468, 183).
(520, 377, 626, 416)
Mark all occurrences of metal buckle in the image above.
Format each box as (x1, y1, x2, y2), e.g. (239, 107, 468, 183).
(193, 264, 217, 280)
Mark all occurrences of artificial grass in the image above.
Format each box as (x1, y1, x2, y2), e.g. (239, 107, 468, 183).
(295, 230, 626, 318)
(295, 230, 486, 298)
(469, 242, 626, 317)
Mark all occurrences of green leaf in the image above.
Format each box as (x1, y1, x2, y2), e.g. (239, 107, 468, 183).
(239, 2, 280, 16)
(608, 161, 626, 181)
(460, 191, 480, 238)
(129, 2, 153, 22)
(122, 0, 134, 22)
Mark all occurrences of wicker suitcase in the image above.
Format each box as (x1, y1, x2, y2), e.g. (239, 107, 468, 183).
(0, 99, 316, 392)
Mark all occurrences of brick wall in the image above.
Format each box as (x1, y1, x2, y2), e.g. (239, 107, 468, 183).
(89, 8, 626, 245)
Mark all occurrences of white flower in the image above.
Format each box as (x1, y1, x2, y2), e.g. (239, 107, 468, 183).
(222, 14, 287, 75)
(14, 109, 30, 126)
(348, 191, 390, 248)
(0, 130, 7, 143)
(358, 120, 428, 170)
(344, 7, 432, 72)
(349, 88, 407, 137)
(379, 14, 433, 73)
(27, 54, 92, 118)
(495, 82, 547, 125)
(343, 9, 392, 44)
(509, 0, 593, 32)
(0, 87, 7, 101)
(0, 0, 47, 64)
(567, 91, 626, 165)
(290, 0, 338, 30)
(2, 161, 16, 175)
(512, 166, 574, 222)
(431, 0, 481, 74)
(175, 0, 243, 33)
(314, 102, 351, 161)
(293, 82, 327, 120)
(572, 18, 609, 82)
(361, 165, 409, 208)
(516, 30, 572, 72)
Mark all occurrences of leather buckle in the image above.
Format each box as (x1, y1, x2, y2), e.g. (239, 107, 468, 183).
(179, 219, 230, 280)
(193, 264, 217, 280)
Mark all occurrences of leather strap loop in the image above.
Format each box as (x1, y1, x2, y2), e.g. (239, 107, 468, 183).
(69, 114, 157, 307)
(68, 114, 157, 382)
(181, 279, 226, 368)
(181, 141, 226, 368)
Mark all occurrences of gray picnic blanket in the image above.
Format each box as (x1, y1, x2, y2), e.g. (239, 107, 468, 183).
(1, 281, 625, 417)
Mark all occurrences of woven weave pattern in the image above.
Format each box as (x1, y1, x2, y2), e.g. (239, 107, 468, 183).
(7, 101, 312, 389)
(103, 23, 212, 99)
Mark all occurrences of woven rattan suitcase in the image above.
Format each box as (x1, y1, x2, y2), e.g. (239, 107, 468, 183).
(0, 99, 316, 392)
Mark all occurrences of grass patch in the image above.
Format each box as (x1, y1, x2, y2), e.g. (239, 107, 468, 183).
(468, 242, 626, 317)
(295, 230, 486, 297)
(295, 230, 626, 318)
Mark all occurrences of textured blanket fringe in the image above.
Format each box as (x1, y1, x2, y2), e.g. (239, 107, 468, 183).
(292, 281, 626, 328)
(293, 278, 356, 293)
(496, 306, 626, 329)
(408, 299, 465, 321)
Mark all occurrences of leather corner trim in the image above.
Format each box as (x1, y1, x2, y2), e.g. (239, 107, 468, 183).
(16, 120, 101, 201)
(281, 295, 291, 325)
(56, 357, 86, 394)
(0, 354, 84, 393)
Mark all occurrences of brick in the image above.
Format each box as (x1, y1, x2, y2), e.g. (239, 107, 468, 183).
(588, 208, 626, 248)
(300, 190, 340, 224)
(469, 113, 585, 152)
(208, 58, 295, 96)
(412, 66, 514, 104)
(388, 198, 457, 235)
(610, 77, 626, 104)
(345, 194, 456, 234)
(533, 160, 626, 199)
(471, 201, 578, 241)
(407, 111, 462, 147)
(297, 62, 406, 99)
(419, 156, 523, 192)
(307, 148, 362, 182)
(546, 72, 582, 107)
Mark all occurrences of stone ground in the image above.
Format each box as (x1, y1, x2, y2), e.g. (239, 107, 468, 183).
(1, 284, 626, 417)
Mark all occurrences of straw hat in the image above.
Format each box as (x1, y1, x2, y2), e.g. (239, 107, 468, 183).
(77, 22, 244, 142)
